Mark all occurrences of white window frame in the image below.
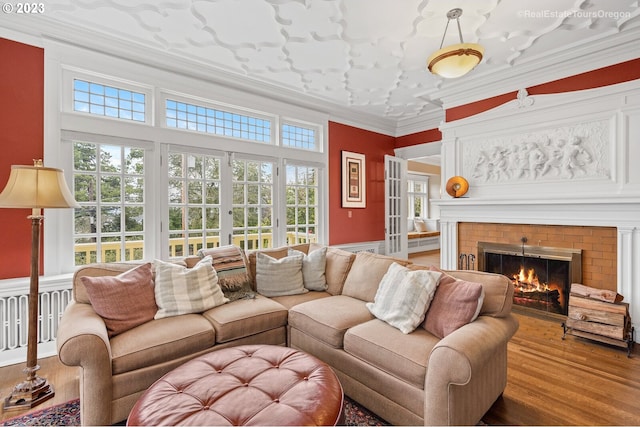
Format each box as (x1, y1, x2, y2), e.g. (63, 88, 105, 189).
(62, 67, 154, 126)
(280, 118, 323, 152)
(47, 59, 327, 274)
(407, 173, 429, 219)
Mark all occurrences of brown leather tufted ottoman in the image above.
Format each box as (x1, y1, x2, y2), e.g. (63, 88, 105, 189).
(127, 345, 344, 426)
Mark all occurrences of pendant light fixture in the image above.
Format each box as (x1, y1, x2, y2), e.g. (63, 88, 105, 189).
(427, 8, 484, 79)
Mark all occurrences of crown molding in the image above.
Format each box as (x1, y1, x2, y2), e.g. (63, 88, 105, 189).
(2, 16, 397, 135)
(395, 109, 444, 137)
(421, 25, 640, 110)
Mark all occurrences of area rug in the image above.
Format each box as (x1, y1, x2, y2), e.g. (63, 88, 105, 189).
(1, 396, 389, 426)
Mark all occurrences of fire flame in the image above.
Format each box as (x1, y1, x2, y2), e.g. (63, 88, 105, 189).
(513, 267, 549, 292)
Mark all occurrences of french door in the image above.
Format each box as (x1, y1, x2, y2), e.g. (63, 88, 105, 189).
(384, 155, 408, 259)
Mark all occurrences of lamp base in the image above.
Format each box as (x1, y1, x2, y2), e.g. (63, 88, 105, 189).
(3, 366, 55, 411)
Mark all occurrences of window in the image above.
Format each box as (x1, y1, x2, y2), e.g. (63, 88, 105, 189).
(165, 99, 271, 142)
(286, 164, 319, 244)
(232, 158, 274, 250)
(407, 175, 429, 218)
(282, 123, 318, 151)
(73, 80, 146, 122)
(73, 141, 146, 265)
(168, 152, 222, 257)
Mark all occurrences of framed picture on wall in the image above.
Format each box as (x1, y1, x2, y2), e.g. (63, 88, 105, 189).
(341, 150, 366, 208)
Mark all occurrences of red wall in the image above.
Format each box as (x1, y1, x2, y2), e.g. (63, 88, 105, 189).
(394, 128, 441, 149)
(446, 58, 640, 122)
(328, 122, 395, 245)
(0, 38, 44, 279)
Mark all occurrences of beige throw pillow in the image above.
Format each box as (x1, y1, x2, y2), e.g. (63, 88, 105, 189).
(290, 247, 327, 291)
(366, 263, 441, 334)
(255, 252, 307, 297)
(414, 218, 428, 232)
(342, 252, 410, 302)
(154, 256, 228, 319)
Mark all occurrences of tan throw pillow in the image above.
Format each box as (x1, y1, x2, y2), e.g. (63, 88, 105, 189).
(342, 252, 410, 302)
(322, 246, 356, 295)
(367, 263, 441, 334)
(290, 247, 327, 291)
(256, 252, 307, 297)
(154, 256, 228, 319)
(423, 279, 485, 339)
(81, 263, 157, 337)
(414, 218, 428, 232)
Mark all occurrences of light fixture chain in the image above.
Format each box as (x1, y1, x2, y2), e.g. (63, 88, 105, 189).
(456, 16, 464, 43)
(438, 18, 451, 49)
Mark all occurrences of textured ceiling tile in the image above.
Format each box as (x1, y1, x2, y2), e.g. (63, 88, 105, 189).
(275, 0, 342, 40)
(32, 0, 640, 122)
(196, 0, 284, 47)
(285, 39, 349, 71)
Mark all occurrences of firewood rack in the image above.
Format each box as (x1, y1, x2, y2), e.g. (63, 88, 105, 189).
(562, 284, 635, 357)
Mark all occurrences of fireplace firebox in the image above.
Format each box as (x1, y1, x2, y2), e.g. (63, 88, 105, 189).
(477, 242, 582, 316)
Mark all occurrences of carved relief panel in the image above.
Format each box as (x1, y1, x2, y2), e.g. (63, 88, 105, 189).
(461, 120, 611, 184)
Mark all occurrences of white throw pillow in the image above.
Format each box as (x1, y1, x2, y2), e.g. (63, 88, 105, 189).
(414, 218, 428, 232)
(154, 256, 228, 319)
(256, 252, 307, 297)
(366, 262, 441, 334)
(289, 247, 328, 291)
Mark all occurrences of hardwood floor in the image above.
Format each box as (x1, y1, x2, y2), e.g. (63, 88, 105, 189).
(2, 250, 638, 425)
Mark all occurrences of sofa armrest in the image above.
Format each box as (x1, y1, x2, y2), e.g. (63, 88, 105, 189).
(56, 301, 114, 426)
(424, 314, 519, 426)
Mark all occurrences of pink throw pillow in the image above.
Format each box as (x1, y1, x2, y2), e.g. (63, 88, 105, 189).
(81, 263, 157, 337)
(423, 277, 484, 339)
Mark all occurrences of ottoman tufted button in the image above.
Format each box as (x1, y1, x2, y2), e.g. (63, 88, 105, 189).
(273, 398, 280, 403)
(203, 406, 209, 411)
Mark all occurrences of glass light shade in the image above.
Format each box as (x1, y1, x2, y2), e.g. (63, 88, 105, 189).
(0, 165, 79, 209)
(427, 43, 484, 79)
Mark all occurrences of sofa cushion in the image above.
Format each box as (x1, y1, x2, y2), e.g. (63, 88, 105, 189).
(110, 314, 215, 374)
(288, 295, 373, 348)
(154, 256, 228, 319)
(256, 252, 307, 297)
(321, 245, 356, 295)
(446, 270, 513, 317)
(81, 263, 157, 337)
(290, 246, 327, 291)
(269, 291, 332, 310)
(202, 295, 288, 343)
(366, 263, 440, 334)
(341, 252, 410, 302)
(344, 318, 439, 389)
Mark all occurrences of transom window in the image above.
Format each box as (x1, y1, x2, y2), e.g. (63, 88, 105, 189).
(165, 99, 271, 143)
(282, 123, 317, 151)
(73, 79, 145, 122)
(73, 141, 146, 265)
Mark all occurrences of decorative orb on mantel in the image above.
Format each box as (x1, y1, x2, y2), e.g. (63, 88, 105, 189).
(446, 176, 469, 198)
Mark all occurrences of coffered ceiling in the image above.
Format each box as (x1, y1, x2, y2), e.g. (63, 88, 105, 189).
(2, 0, 639, 133)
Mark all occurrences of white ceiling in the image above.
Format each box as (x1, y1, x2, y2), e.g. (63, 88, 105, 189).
(2, 0, 640, 132)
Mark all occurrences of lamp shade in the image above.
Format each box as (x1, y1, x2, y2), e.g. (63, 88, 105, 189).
(0, 164, 79, 209)
(427, 43, 484, 79)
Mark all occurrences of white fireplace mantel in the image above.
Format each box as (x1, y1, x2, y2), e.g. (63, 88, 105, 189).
(434, 79, 640, 335)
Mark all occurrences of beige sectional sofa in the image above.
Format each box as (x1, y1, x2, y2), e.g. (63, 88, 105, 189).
(57, 243, 518, 426)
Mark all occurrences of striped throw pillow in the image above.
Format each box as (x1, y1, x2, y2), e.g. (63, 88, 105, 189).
(154, 256, 229, 319)
(366, 262, 441, 334)
(256, 252, 307, 297)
